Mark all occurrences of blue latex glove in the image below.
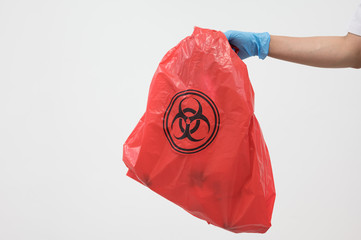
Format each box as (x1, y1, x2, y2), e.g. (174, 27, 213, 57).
(224, 30, 270, 60)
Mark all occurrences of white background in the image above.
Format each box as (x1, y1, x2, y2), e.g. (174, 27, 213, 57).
(1, 0, 361, 239)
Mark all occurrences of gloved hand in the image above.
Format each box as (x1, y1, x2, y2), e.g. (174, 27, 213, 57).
(224, 30, 270, 60)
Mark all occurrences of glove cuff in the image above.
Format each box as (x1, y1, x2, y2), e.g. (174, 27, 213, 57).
(255, 32, 270, 60)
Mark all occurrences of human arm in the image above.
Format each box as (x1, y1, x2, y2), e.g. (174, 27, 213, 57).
(224, 30, 361, 69)
(268, 33, 361, 69)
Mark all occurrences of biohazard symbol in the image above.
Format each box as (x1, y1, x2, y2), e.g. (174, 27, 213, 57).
(163, 89, 220, 154)
(171, 97, 210, 142)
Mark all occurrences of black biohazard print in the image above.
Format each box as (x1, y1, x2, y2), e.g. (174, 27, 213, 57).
(163, 89, 220, 154)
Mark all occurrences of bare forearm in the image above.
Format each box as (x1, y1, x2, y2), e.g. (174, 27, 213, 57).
(268, 33, 361, 68)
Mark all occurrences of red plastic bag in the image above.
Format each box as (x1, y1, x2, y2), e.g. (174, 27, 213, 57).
(123, 27, 276, 233)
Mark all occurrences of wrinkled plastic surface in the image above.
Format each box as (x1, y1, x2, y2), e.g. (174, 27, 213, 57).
(123, 27, 276, 233)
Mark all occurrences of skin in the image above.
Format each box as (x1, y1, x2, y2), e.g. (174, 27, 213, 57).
(268, 33, 361, 69)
